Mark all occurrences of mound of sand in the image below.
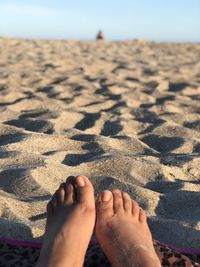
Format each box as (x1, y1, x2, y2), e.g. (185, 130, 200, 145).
(0, 38, 200, 247)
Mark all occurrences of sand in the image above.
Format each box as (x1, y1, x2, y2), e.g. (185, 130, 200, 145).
(0, 37, 200, 248)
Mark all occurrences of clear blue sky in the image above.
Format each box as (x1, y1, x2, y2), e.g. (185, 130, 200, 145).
(0, 0, 199, 42)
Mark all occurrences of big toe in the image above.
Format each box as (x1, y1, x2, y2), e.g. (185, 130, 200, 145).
(96, 190, 114, 223)
(74, 176, 95, 208)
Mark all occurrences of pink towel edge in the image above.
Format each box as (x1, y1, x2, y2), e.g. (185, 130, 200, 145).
(0, 237, 200, 255)
(0, 237, 97, 248)
(0, 237, 42, 248)
(155, 240, 200, 255)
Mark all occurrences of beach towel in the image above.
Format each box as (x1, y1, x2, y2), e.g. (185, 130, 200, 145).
(0, 237, 199, 266)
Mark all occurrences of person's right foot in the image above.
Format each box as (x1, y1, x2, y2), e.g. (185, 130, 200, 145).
(36, 175, 95, 267)
(95, 189, 161, 267)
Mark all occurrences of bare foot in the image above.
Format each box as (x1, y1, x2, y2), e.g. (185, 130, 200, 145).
(95, 189, 161, 267)
(36, 176, 95, 267)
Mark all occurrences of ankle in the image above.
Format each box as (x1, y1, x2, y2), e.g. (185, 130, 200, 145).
(137, 253, 161, 267)
(126, 245, 161, 267)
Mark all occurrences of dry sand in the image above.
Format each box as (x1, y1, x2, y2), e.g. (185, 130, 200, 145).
(0, 38, 200, 248)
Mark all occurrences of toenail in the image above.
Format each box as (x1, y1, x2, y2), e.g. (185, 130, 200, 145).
(76, 176, 85, 187)
(102, 190, 112, 201)
(123, 192, 130, 198)
(113, 189, 121, 194)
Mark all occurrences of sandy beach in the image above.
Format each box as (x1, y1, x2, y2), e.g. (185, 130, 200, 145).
(0, 37, 200, 248)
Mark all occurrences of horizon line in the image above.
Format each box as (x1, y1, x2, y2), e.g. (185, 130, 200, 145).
(0, 35, 199, 44)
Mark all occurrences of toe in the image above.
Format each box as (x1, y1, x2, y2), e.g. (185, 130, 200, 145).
(122, 192, 132, 214)
(113, 189, 124, 214)
(56, 183, 65, 205)
(131, 199, 140, 219)
(139, 208, 147, 223)
(64, 182, 75, 205)
(46, 201, 53, 229)
(75, 176, 95, 206)
(96, 190, 114, 222)
(50, 193, 57, 211)
(66, 175, 76, 186)
(46, 201, 53, 216)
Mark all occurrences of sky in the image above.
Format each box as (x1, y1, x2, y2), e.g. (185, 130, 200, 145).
(0, 0, 199, 42)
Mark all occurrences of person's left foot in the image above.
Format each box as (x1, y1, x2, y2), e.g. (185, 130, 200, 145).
(95, 189, 161, 267)
(36, 176, 96, 267)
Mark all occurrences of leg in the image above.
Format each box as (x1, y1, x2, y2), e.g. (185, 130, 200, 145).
(36, 175, 95, 267)
(95, 189, 161, 267)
